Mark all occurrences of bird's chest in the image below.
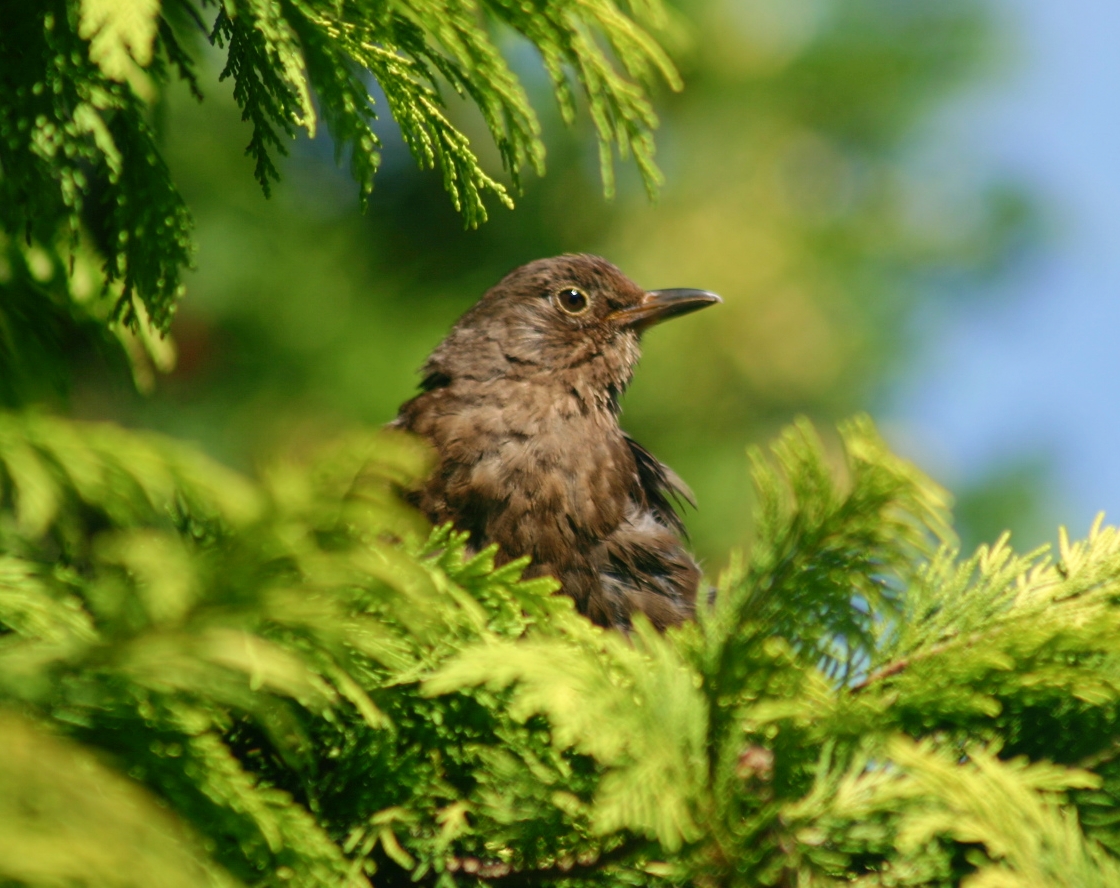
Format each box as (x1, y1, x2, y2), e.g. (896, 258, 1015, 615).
(427, 382, 634, 556)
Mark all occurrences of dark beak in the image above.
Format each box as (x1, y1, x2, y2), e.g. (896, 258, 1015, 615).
(609, 288, 722, 331)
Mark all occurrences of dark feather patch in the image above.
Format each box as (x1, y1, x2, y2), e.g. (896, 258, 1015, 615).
(624, 433, 694, 536)
(419, 370, 452, 392)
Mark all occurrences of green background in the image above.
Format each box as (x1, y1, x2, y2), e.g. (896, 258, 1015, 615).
(69, 0, 1032, 566)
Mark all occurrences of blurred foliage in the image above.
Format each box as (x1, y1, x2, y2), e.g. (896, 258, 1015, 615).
(1, 0, 680, 377)
(953, 454, 1056, 553)
(51, 0, 1034, 565)
(5, 411, 1120, 886)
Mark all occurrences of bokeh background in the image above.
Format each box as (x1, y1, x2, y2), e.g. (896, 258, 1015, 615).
(68, 0, 1118, 570)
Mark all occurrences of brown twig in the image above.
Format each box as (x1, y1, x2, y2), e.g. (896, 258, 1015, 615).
(852, 622, 1018, 692)
(373, 841, 645, 888)
(850, 655, 914, 691)
(448, 842, 642, 888)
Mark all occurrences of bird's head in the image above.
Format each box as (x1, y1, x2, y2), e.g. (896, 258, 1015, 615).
(421, 254, 720, 395)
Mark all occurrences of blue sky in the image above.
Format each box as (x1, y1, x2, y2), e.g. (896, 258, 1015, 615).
(887, 0, 1120, 539)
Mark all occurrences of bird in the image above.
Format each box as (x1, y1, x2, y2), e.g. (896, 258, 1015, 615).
(393, 254, 720, 631)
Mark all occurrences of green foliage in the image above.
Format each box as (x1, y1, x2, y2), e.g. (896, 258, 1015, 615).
(77, 0, 1032, 567)
(5, 410, 1120, 886)
(0, 0, 192, 337)
(0, 0, 678, 384)
(1, 2, 1102, 885)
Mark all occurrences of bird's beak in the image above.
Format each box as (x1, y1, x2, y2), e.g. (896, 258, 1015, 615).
(609, 288, 723, 331)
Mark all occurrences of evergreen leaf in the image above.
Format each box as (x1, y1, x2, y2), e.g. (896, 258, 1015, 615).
(0, 710, 240, 888)
(78, 0, 162, 83)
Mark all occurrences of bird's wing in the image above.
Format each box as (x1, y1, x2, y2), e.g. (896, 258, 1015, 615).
(622, 433, 695, 536)
(597, 506, 700, 630)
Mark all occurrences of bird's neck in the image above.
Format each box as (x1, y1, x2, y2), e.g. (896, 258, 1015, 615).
(424, 339, 637, 416)
(477, 353, 633, 417)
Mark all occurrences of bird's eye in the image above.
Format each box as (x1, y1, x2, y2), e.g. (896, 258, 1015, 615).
(554, 287, 590, 315)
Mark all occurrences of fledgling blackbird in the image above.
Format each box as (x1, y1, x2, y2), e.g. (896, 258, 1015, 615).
(393, 254, 720, 630)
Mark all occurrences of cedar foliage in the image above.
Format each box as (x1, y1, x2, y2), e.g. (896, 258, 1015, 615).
(1, 0, 676, 400)
(7, 412, 1120, 887)
(3, 3, 1120, 887)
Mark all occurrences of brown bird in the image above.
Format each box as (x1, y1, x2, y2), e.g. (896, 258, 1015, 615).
(393, 254, 720, 630)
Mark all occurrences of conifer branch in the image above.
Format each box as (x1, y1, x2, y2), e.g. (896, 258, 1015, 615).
(1, 0, 679, 354)
(4, 410, 1120, 884)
